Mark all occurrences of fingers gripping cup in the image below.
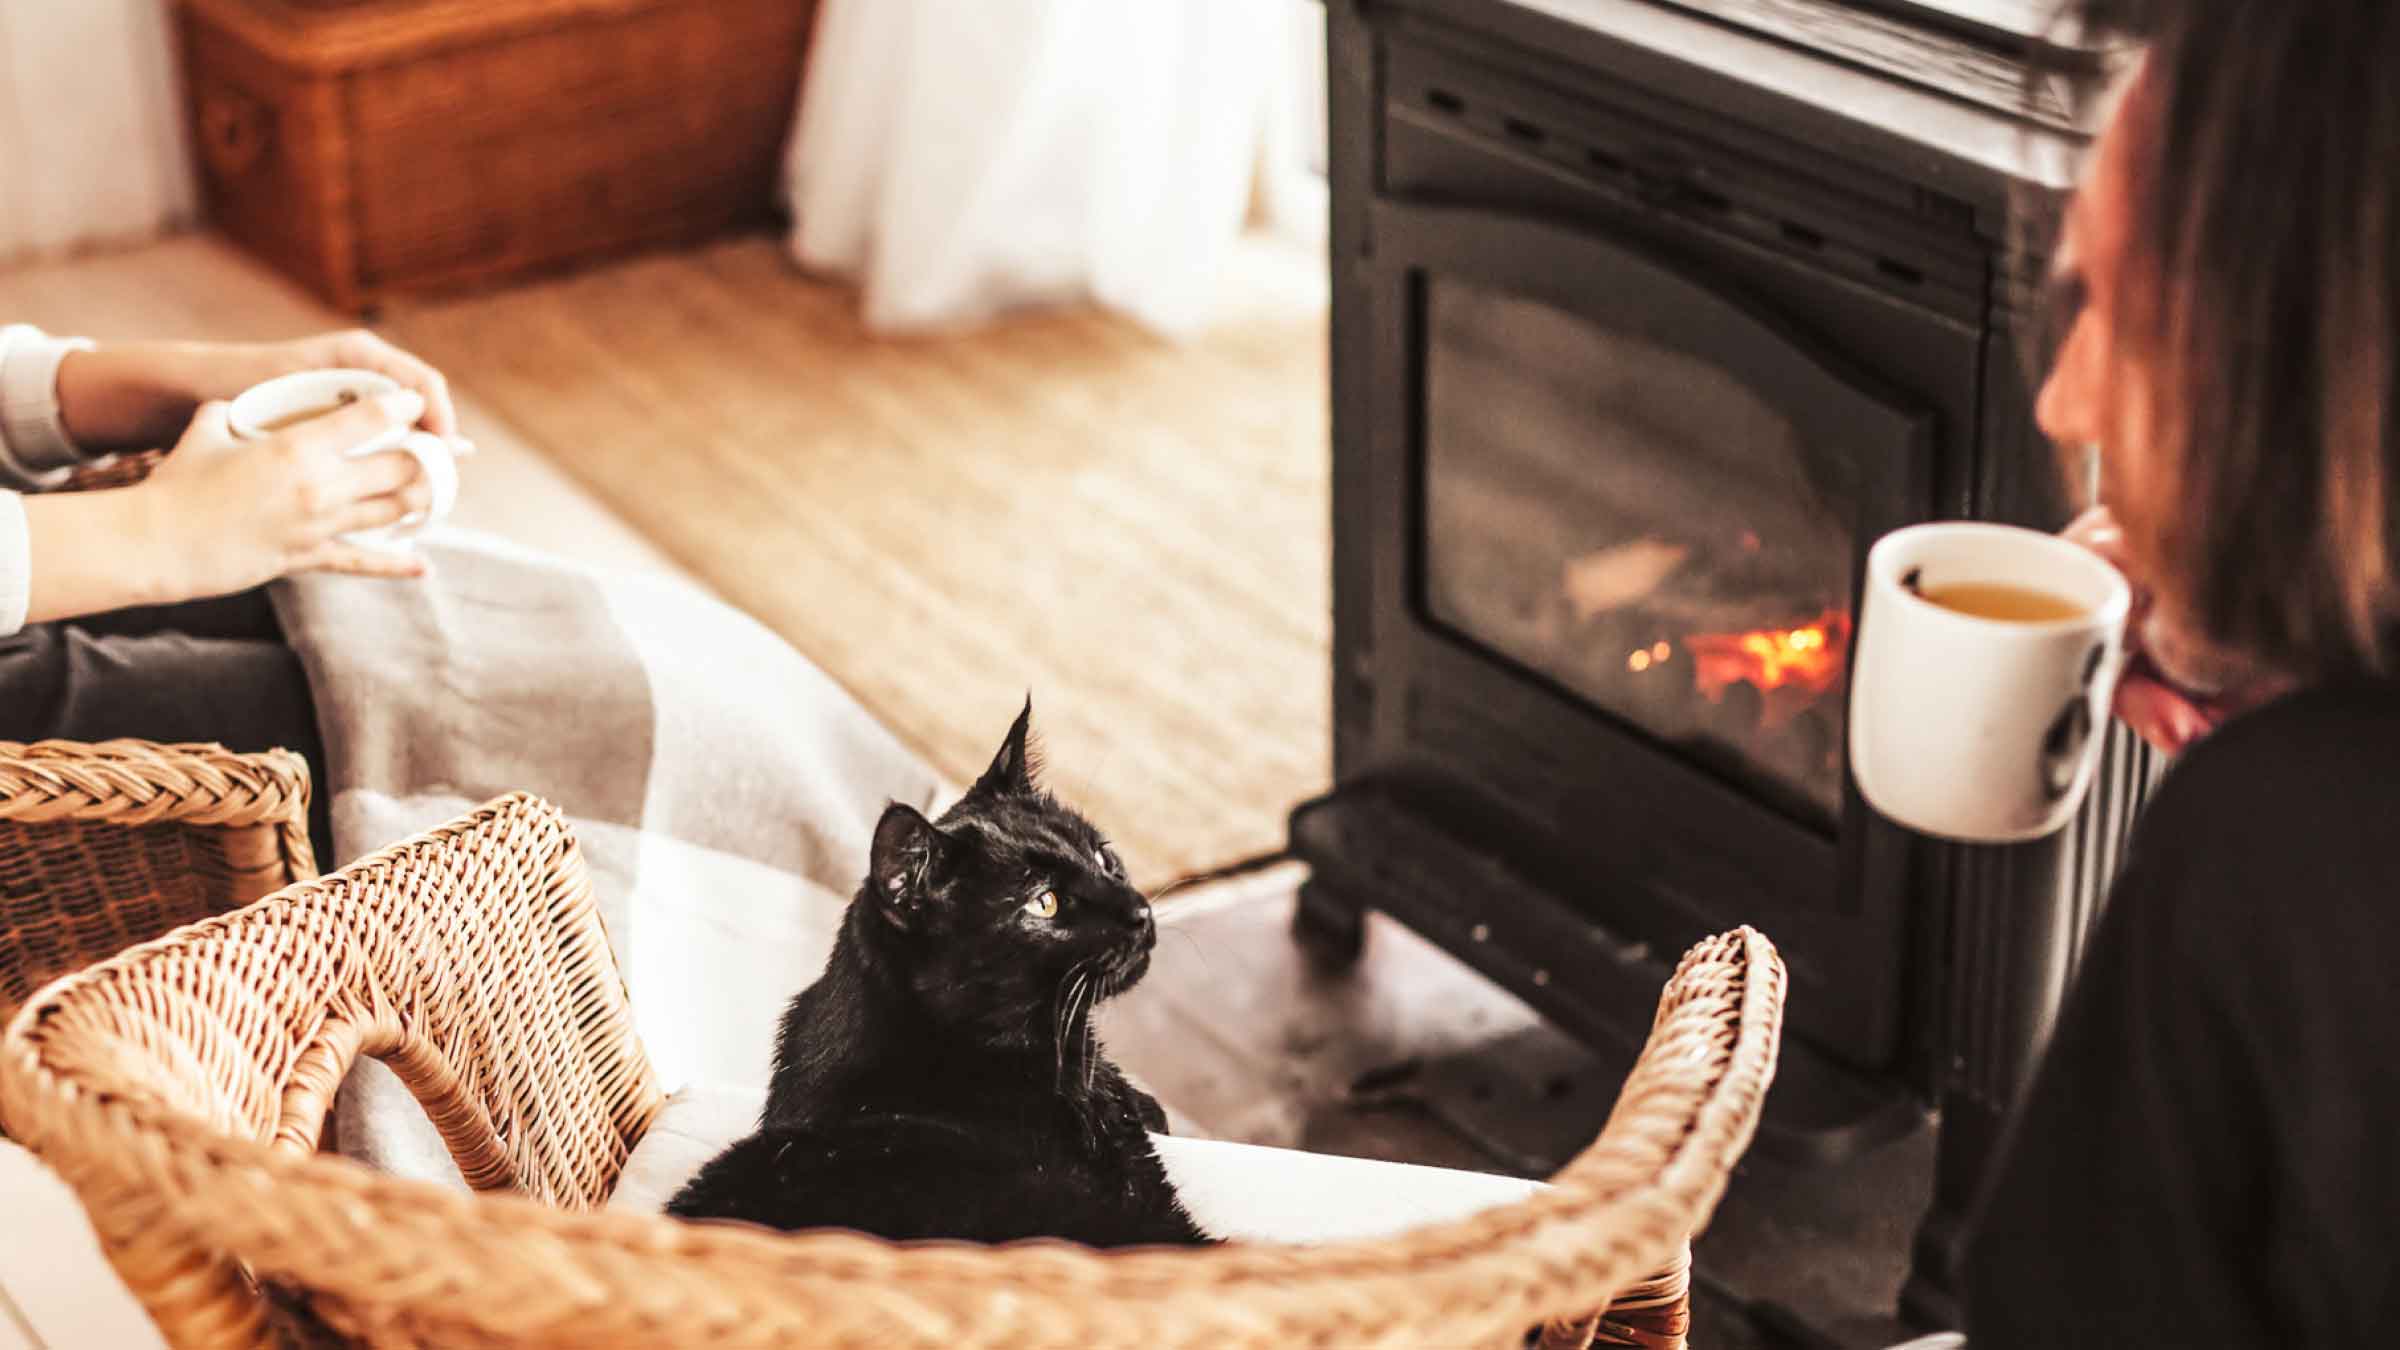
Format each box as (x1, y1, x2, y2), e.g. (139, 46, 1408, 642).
(1848, 523, 2132, 843)
(227, 368, 460, 552)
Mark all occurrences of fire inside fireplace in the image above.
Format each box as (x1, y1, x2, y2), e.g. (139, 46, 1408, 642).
(1422, 277, 1860, 828)
(1682, 607, 1852, 727)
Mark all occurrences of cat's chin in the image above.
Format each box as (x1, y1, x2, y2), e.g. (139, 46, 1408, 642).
(1098, 946, 1151, 997)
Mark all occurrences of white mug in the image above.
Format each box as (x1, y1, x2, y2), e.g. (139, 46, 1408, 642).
(1848, 522, 2132, 843)
(227, 368, 459, 553)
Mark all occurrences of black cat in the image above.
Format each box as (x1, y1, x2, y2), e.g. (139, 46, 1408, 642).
(667, 702, 1211, 1247)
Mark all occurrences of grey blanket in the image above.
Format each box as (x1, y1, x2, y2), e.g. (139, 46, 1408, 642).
(271, 529, 946, 1182)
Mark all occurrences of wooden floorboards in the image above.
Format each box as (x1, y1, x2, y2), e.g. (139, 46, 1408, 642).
(378, 234, 1333, 884)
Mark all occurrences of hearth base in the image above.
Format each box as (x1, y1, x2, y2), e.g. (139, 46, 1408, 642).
(1291, 787, 1925, 1167)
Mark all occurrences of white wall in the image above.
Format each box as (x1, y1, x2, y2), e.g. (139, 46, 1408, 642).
(0, 0, 195, 261)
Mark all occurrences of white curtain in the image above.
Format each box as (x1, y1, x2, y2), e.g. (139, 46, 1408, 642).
(0, 0, 194, 261)
(782, 0, 1320, 338)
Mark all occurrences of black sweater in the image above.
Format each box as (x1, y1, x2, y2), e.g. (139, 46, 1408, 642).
(1964, 681, 2400, 1347)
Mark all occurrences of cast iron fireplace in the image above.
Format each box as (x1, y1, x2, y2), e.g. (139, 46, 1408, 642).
(1288, 0, 2145, 1328)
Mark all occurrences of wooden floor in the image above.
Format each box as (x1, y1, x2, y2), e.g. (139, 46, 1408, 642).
(4, 230, 1331, 885)
(378, 235, 1332, 885)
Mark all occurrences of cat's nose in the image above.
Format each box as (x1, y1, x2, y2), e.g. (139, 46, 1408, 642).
(1127, 902, 1156, 944)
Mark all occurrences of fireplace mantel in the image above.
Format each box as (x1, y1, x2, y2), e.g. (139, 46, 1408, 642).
(1389, 0, 2095, 208)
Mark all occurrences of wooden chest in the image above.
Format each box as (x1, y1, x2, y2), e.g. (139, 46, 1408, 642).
(176, 0, 816, 311)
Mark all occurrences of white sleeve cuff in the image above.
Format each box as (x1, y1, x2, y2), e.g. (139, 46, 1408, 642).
(0, 325, 95, 485)
(0, 490, 31, 637)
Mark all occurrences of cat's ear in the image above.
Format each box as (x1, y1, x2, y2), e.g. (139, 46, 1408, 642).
(869, 802, 955, 927)
(967, 696, 1040, 799)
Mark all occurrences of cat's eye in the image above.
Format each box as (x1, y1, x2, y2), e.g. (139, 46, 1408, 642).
(1025, 890, 1060, 919)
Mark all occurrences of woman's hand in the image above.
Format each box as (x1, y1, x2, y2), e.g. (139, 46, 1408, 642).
(2061, 507, 2286, 755)
(23, 390, 436, 624)
(142, 392, 439, 593)
(51, 330, 461, 452)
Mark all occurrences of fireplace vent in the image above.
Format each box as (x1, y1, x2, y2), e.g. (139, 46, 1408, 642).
(1400, 75, 1979, 313)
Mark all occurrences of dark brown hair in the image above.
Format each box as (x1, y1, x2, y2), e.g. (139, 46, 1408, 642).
(2045, 0, 2400, 680)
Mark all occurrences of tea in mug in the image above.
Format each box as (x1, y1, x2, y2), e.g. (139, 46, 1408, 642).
(1918, 581, 2088, 623)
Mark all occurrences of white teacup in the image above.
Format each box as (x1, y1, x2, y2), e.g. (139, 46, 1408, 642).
(227, 368, 459, 553)
(1848, 522, 2132, 843)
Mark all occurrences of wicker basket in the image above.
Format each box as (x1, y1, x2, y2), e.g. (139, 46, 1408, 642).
(0, 740, 315, 1035)
(0, 793, 1786, 1348)
(175, 0, 818, 311)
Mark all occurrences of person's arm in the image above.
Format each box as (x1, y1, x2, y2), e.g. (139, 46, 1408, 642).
(52, 329, 462, 452)
(5, 487, 166, 626)
(0, 324, 465, 635)
(0, 324, 96, 488)
(0, 324, 109, 632)
(9, 392, 439, 631)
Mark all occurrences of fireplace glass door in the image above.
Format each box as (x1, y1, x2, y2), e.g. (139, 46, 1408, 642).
(1387, 204, 1929, 833)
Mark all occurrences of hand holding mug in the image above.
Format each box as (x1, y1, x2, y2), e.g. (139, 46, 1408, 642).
(2059, 507, 2291, 755)
(226, 368, 460, 554)
(127, 386, 443, 602)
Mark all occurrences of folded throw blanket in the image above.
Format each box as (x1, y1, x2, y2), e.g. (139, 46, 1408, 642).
(271, 529, 946, 1183)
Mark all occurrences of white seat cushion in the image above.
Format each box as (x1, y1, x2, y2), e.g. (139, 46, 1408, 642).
(613, 1081, 1546, 1243)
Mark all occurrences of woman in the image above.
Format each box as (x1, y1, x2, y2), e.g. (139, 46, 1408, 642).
(1965, 1, 2400, 1344)
(0, 324, 462, 859)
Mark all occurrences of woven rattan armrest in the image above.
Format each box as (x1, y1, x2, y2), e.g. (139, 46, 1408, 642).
(0, 738, 315, 1031)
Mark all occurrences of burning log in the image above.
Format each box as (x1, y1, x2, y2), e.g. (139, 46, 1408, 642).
(1682, 608, 1853, 730)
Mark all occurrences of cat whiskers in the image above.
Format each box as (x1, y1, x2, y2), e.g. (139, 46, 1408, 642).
(1051, 968, 1081, 1084)
(1073, 974, 1102, 1089)
(1169, 925, 1217, 976)
(1053, 963, 1097, 1088)
(1136, 877, 1226, 975)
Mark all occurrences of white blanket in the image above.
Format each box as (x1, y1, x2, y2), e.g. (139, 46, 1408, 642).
(270, 530, 948, 1182)
(611, 1081, 1548, 1244)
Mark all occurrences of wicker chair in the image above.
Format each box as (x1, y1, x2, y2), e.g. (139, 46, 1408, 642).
(0, 451, 314, 1033)
(0, 739, 316, 1033)
(0, 793, 1785, 1350)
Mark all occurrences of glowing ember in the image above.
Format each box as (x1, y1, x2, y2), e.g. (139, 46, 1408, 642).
(1683, 609, 1853, 729)
(1626, 639, 1676, 673)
